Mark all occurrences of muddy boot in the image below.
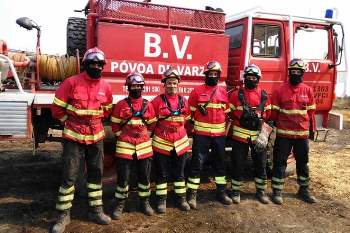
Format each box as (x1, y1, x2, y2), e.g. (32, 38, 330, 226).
(177, 195, 190, 211)
(271, 189, 283, 205)
(140, 198, 154, 216)
(156, 196, 166, 214)
(187, 188, 197, 209)
(255, 190, 269, 204)
(216, 186, 233, 205)
(51, 211, 70, 233)
(112, 199, 126, 220)
(231, 190, 241, 204)
(88, 206, 111, 225)
(297, 187, 317, 203)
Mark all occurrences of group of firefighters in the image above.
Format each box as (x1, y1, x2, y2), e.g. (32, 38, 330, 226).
(50, 47, 317, 233)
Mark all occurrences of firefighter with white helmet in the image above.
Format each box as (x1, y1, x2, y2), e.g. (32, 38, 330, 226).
(229, 64, 271, 204)
(151, 66, 191, 213)
(271, 58, 317, 204)
(186, 61, 233, 209)
(51, 47, 113, 233)
(111, 72, 156, 219)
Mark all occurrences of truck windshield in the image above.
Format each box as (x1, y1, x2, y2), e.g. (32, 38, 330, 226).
(294, 28, 329, 60)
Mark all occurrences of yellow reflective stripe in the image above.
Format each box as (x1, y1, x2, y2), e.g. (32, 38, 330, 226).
(153, 141, 173, 151)
(128, 119, 144, 125)
(164, 116, 184, 122)
(188, 177, 200, 184)
(271, 184, 284, 190)
(138, 191, 151, 197)
(89, 200, 103, 206)
(279, 109, 307, 115)
(190, 106, 197, 111)
(138, 183, 150, 190)
(174, 181, 186, 187)
(235, 106, 243, 111)
(88, 190, 103, 198)
(254, 177, 266, 184)
(60, 115, 68, 122)
(56, 202, 72, 211)
(58, 194, 74, 202)
(265, 104, 272, 110)
(215, 176, 227, 185)
(111, 116, 123, 123)
(156, 189, 168, 195)
(136, 140, 152, 150)
(147, 117, 157, 124)
(66, 104, 103, 116)
(59, 186, 75, 194)
(233, 126, 258, 136)
(230, 103, 236, 110)
(137, 146, 152, 156)
(116, 185, 129, 192)
(256, 184, 267, 189)
(224, 108, 231, 113)
(87, 183, 102, 190)
(156, 183, 167, 189)
(194, 125, 225, 133)
(175, 140, 190, 153)
(271, 105, 280, 110)
(175, 188, 187, 194)
(117, 141, 135, 149)
(115, 131, 122, 136)
(306, 104, 316, 110)
(63, 128, 105, 141)
(199, 103, 224, 109)
(103, 103, 113, 110)
(194, 121, 225, 128)
(185, 115, 191, 120)
(298, 176, 309, 181)
(174, 136, 189, 147)
(231, 180, 242, 186)
(115, 193, 128, 199)
(153, 135, 173, 146)
(272, 177, 284, 183)
(187, 183, 199, 189)
(53, 97, 68, 108)
(116, 147, 135, 155)
(276, 129, 309, 136)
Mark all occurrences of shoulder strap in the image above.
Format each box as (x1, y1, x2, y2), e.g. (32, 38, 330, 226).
(238, 88, 247, 106)
(203, 87, 217, 108)
(257, 90, 268, 112)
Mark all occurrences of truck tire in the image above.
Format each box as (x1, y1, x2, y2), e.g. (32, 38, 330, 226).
(67, 17, 86, 58)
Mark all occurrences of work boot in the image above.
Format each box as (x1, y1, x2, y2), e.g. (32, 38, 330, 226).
(140, 198, 154, 216)
(187, 189, 197, 209)
(255, 190, 269, 204)
(88, 206, 111, 225)
(156, 196, 167, 214)
(177, 195, 190, 211)
(297, 187, 317, 203)
(51, 211, 70, 233)
(112, 199, 126, 220)
(216, 186, 233, 205)
(271, 189, 283, 205)
(231, 190, 241, 204)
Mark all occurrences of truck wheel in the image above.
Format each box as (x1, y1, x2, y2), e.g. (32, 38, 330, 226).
(67, 17, 86, 57)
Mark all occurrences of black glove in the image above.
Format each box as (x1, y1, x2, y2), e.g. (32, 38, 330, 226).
(309, 130, 315, 141)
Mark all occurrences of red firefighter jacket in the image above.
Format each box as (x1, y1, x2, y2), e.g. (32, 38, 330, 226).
(229, 87, 271, 143)
(188, 84, 230, 137)
(51, 72, 113, 144)
(271, 82, 316, 139)
(151, 93, 191, 156)
(111, 97, 156, 160)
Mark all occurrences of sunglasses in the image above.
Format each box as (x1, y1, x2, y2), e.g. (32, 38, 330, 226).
(85, 52, 105, 61)
(164, 69, 180, 78)
(128, 74, 144, 84)
(207, 61, 220, 70)
(245, 66, 260, 75)
(290, 60, 304, 68)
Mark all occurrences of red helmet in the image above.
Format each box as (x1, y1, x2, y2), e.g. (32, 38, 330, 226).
(82, 47, 106, 65)
(243, 64, 262, 78)
(162, 66, 181, 83)
(125, 72, 145, 87)
(288, 58, 305, 71)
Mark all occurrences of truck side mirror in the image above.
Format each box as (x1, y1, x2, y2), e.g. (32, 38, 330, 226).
(334, 37, 340, 62)
(16, 17, 39, 31)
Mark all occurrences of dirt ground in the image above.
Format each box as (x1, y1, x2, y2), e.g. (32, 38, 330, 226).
(1, 99, 350, 233)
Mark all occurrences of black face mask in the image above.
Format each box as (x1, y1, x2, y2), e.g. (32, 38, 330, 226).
(244, 79, 259, 89)
(289, 74, 303, 86)
(85, 66, 103, 79)
(205, 77, 219, 86)
(129, 89, 142, 99)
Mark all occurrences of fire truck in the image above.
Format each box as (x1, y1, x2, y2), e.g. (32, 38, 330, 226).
(0, 0, 345, 179)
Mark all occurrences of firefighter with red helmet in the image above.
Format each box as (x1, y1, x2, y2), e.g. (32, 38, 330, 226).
(271, 58, 317, 204)
(51, 47, 113, 233)
(151, 66, 191, 213)
(229, 64, 271, 204)
(186, 61, 232, 209)
(111, 72, 156, 219)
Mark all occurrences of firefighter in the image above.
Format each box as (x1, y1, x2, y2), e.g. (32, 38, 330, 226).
(151, 67, 191, 213)
(229, 64, 271, 204)
(186, 61, 232, 209)
(111, 72, 156, 219)
(50, 47, 113, 233)
(271, 58, 317, 204)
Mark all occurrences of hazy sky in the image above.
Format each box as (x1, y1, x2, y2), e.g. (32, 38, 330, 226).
(0, 0, 347, 55)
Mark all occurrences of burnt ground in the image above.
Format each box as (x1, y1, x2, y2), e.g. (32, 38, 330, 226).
(1, 99, 350, 233)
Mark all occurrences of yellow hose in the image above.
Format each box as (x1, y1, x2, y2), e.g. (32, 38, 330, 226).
(38, 54, 78, 81)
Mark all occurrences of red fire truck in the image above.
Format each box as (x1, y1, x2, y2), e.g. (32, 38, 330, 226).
(0, 0, 344, 178)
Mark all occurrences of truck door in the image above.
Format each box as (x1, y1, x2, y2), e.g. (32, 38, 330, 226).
(293, 23, 336, 113)
(248, 20, 286, 95)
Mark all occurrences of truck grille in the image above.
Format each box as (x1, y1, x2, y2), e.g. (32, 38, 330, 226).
(0, 102, 28, 137)
(96, 0, 225, 33)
